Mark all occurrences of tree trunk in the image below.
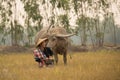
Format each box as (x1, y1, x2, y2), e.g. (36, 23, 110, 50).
(13, 0, 18, 46)
(81, 2, 86, 47)
(14, 20, 18, 46)
(113, 21, 117, 46)
(88, 22, 95, 48)
(11, 21, 14, 46)
(27, 16, 31, 45)
(95, 19, 99, 47)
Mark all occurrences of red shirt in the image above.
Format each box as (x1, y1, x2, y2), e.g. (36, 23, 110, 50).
(33, 49, 46, 59)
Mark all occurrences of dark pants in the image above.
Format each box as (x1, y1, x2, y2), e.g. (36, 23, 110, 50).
(34, 57, 42, 62)
(35, 57, 54, 65)
(45, 59, 54, 65)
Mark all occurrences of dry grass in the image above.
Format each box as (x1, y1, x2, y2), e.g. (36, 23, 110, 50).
(0, 50, 120, 80)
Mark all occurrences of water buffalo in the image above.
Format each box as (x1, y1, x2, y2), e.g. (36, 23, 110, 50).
(34, 27, 75, 64)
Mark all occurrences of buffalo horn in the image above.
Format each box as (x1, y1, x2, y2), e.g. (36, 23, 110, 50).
(55, 33, 75, 37)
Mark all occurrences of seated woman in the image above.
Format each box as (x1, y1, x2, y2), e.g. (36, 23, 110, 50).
(33, 38, 54, 67)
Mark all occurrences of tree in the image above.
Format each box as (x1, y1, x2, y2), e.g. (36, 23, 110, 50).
(58, 14, 71, 33)
(10, 0, 24, 46)
(22, 0, 43, 45)
(93, 0, 109, 47)
(49, 0, 70, 27)
(73, 0, 91, 46)
(0, 0, 25, 46)
(73, 0, 113, 47)
(0, 2, 6, 45)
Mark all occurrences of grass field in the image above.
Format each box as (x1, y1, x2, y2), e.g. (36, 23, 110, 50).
(0, 50, 120, 80)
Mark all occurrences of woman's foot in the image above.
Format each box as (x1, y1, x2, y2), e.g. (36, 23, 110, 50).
(39, 63, 43, 68)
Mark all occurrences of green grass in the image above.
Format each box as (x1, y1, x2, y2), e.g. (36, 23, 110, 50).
(0, 50, 120, 80)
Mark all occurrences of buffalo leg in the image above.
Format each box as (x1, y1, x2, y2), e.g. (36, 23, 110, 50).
(54, 53, 58, 64)
(63, 52, 67, 65)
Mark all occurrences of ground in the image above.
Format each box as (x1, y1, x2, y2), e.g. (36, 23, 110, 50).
(0, 50, 120, 80)
(0, 46, 33, 53)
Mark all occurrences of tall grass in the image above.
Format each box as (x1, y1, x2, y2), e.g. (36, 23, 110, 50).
(0, 50, 120, 80)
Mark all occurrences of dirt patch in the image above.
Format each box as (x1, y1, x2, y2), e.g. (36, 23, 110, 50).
(68, 45, 89, 52)
(0, 45, 119, 53)
(68, 45, 120, 52)
(0, 46, 30, 53)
